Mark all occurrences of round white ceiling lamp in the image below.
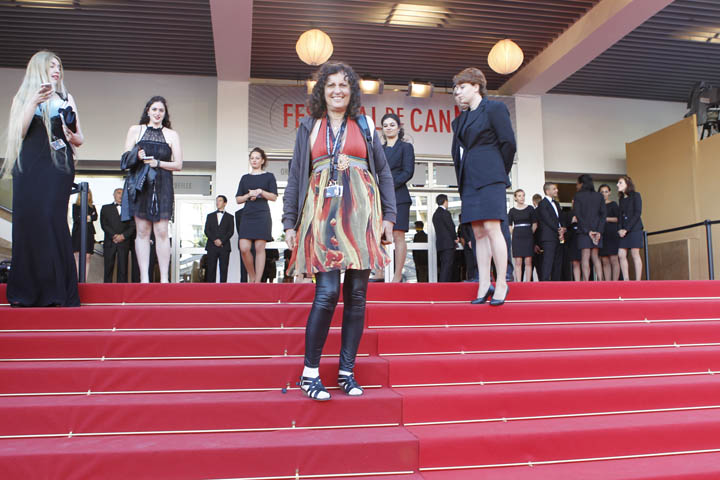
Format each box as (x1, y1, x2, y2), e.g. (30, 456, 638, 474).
(487, 39, 524, 75)
(296, 29, 334, 66)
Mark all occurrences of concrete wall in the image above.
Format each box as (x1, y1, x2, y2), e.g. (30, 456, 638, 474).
(543, 94, 687, 176)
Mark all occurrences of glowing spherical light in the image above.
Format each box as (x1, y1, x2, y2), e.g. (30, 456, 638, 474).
(296, 29, 334, 66)
(487, 39, 524, 75)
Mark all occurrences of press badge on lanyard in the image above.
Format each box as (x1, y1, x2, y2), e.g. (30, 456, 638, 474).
(324, 116, 347, 199)
(50, 138, 67, 151)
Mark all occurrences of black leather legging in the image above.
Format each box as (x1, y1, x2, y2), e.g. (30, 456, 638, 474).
(304, 269, 371, 371)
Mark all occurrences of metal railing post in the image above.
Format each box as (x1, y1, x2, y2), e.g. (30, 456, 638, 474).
(643, 231, 650, 281)
(706, 220, 715, 281)
(78, 182, 89, 283)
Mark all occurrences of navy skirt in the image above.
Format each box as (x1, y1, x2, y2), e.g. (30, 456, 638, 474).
(577, 232, 602, 250)
(394, 201, 411, 232)
(619, 230, 644, 249)
(460, 181, 507, 223)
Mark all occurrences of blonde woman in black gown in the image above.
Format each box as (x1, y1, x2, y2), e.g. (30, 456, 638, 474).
(4, 51, 83, 306)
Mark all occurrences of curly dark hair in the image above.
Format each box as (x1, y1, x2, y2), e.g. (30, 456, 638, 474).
(140, 95, 172, 128)
(380, 112, 404, 143)
(307, 62, 362, 119)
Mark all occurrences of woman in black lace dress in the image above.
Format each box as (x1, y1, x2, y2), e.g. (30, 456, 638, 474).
(122, 96, 183, 283)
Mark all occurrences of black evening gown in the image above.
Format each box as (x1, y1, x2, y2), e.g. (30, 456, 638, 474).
(7, 115, 80, 307)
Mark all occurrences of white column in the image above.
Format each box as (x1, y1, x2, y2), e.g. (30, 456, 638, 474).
(216, 80, 249, 282)
(514, 94, 546, 196)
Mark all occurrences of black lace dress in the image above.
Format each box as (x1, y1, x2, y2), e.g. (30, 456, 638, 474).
(132, 126, 174, 222)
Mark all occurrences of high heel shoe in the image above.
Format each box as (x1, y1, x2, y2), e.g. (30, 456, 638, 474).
(490, 285, 509, 306)
(471, 285, 495, 304)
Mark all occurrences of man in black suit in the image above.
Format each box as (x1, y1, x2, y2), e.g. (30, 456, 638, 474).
(536, 182, 566, 281)
(432, 194, 457, 282)
(204, 195, 234, 283)
(412, 221, 429, 282)
(100, 188, 136, 283)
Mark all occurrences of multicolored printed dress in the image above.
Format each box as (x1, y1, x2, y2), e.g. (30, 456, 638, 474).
(290, 117, 390, 274)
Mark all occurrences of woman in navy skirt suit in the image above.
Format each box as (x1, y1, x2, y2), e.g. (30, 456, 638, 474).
(451, 67, 516, 305)
(617, 176, 644, 281)
(381, 112, 415, 282)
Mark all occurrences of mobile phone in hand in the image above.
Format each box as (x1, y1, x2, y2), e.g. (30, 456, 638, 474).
(40, 83, 53, 91)
(143, 156, 155, 161)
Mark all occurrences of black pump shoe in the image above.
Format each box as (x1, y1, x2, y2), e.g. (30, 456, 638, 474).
(489, 285, 509, 306)
(471, 285, 495, 304)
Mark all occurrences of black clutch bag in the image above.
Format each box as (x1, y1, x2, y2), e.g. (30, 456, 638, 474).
(59, 105, 77, 133)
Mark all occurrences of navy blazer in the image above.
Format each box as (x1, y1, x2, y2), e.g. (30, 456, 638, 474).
(432, 207, 457, 251)
(451, 98, 516, 194)
(536, 197, 563, 243)
(383, 141, 415, 205)
(619, 192, 643, 232)
(573, 190, 606, 234)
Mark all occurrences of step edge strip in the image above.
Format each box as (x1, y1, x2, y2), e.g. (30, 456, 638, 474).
(392, 370, 717, 388)
(418, 447, 720, 472)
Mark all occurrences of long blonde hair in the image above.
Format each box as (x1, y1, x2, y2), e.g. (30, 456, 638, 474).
(74, 188, 94, 207)
(2, 51, 68, 177)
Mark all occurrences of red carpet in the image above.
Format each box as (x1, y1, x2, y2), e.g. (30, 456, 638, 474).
(1, 280, 720, 479)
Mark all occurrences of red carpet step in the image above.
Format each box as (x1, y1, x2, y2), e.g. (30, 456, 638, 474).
(1, 280, 720, 479)
(0, 427, 418, 480)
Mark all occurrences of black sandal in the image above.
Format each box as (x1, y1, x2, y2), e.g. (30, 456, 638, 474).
(298, 376, 331, 401)
(338, 373, 364, 396)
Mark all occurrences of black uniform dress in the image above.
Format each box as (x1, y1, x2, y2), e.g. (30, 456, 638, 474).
(7, 108, 80, 307)
(71, 204, 97, 254)
(508, 206, 536, 258)
(236, 172, 277, 241)
(383, 141, 414, 232)
(619, 192, 643, 249)
(132, 127, 174, 222)
(600, 201, 620, 256)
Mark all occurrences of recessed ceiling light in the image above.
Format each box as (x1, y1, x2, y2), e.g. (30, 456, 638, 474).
(675, 28, 720, 43)
(388, 3, 449, 28)
(15, 0, 74, 8)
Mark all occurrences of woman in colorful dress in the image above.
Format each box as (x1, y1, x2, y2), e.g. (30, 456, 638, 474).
(283, 62, 396, 401)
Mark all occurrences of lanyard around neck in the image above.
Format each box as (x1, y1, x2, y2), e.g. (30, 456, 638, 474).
(326, 115, 347, 183)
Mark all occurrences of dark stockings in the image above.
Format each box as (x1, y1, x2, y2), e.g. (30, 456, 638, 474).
(304, 269, 371, 372)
